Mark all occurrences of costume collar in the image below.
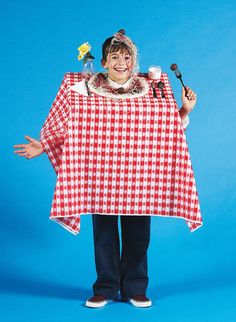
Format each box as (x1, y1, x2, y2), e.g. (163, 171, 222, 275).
(87, 73, 149, 99)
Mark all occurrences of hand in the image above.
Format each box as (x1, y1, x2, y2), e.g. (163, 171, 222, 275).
(13, 135, 44, 159)
(181, 86, 197, 113)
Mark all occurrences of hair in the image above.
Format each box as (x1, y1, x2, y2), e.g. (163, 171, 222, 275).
(101, 29, 139, 73)
(102, 37, 134, 62)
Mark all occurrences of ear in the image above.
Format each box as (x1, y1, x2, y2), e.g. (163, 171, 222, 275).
(101, 58, 108, 68)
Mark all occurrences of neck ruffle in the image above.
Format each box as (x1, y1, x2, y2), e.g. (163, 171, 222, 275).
(87, 73, 149, 99)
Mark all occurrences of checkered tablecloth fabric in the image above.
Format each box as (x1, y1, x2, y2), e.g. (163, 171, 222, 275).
(40, 72, 202, 234)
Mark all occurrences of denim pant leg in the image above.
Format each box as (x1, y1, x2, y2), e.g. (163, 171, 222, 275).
(92, 214, 121, 300)
(120, 215, 151, 299)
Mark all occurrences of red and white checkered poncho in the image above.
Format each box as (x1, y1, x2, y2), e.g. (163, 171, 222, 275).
(40, 72, 202, 234)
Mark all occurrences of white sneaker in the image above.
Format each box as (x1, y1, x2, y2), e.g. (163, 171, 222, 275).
(129, 295, 152, 308)
(85, 295, 109, 308)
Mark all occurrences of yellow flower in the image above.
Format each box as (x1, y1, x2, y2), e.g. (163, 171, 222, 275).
(78, 42, 91, 60)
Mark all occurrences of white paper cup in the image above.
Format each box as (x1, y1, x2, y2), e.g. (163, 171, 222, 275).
(148, 66, 161, 80)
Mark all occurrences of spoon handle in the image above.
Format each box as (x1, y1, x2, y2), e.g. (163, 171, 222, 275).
(151, 82, 157, 98)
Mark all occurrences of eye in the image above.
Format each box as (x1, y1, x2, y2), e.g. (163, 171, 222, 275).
(111, 55, 118, 60)
(125, 56, 131, 61)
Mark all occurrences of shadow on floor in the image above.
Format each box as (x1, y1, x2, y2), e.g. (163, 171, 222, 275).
(0, 268, 91, 300)
(1, 266, 235, 302)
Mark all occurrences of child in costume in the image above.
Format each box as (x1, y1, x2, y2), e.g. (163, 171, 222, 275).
(14, 29, 202, 308)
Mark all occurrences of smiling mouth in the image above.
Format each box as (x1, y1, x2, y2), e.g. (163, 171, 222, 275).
(114, 68, 128, 72)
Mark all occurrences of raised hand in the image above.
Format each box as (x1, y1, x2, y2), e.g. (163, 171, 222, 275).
(13, 135, 44, 159)
(181, 86, 197, 113)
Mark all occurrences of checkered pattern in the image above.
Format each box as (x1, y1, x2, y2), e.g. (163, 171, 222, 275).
(40, 72, 202, 234)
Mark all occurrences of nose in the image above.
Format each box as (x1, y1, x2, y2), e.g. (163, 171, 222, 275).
(117, 56, 126, 65)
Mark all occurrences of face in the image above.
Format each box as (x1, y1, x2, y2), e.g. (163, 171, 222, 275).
(103, 50, 134, 84)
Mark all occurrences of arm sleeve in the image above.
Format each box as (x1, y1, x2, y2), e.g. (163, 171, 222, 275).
(40, 74, 70, 174)
(182, 115, 190, 130)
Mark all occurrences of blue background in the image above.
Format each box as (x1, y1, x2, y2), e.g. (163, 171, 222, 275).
(1, 0, 236, 321)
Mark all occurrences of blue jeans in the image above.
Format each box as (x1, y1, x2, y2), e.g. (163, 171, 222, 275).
(92, 214, 151, 300)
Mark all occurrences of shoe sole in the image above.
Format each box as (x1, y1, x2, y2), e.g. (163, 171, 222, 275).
(129, 299, 152, 308)
(85, 300, 109, 308)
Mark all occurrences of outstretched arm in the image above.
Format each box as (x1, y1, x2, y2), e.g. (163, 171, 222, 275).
(14, 135, 44, 159)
